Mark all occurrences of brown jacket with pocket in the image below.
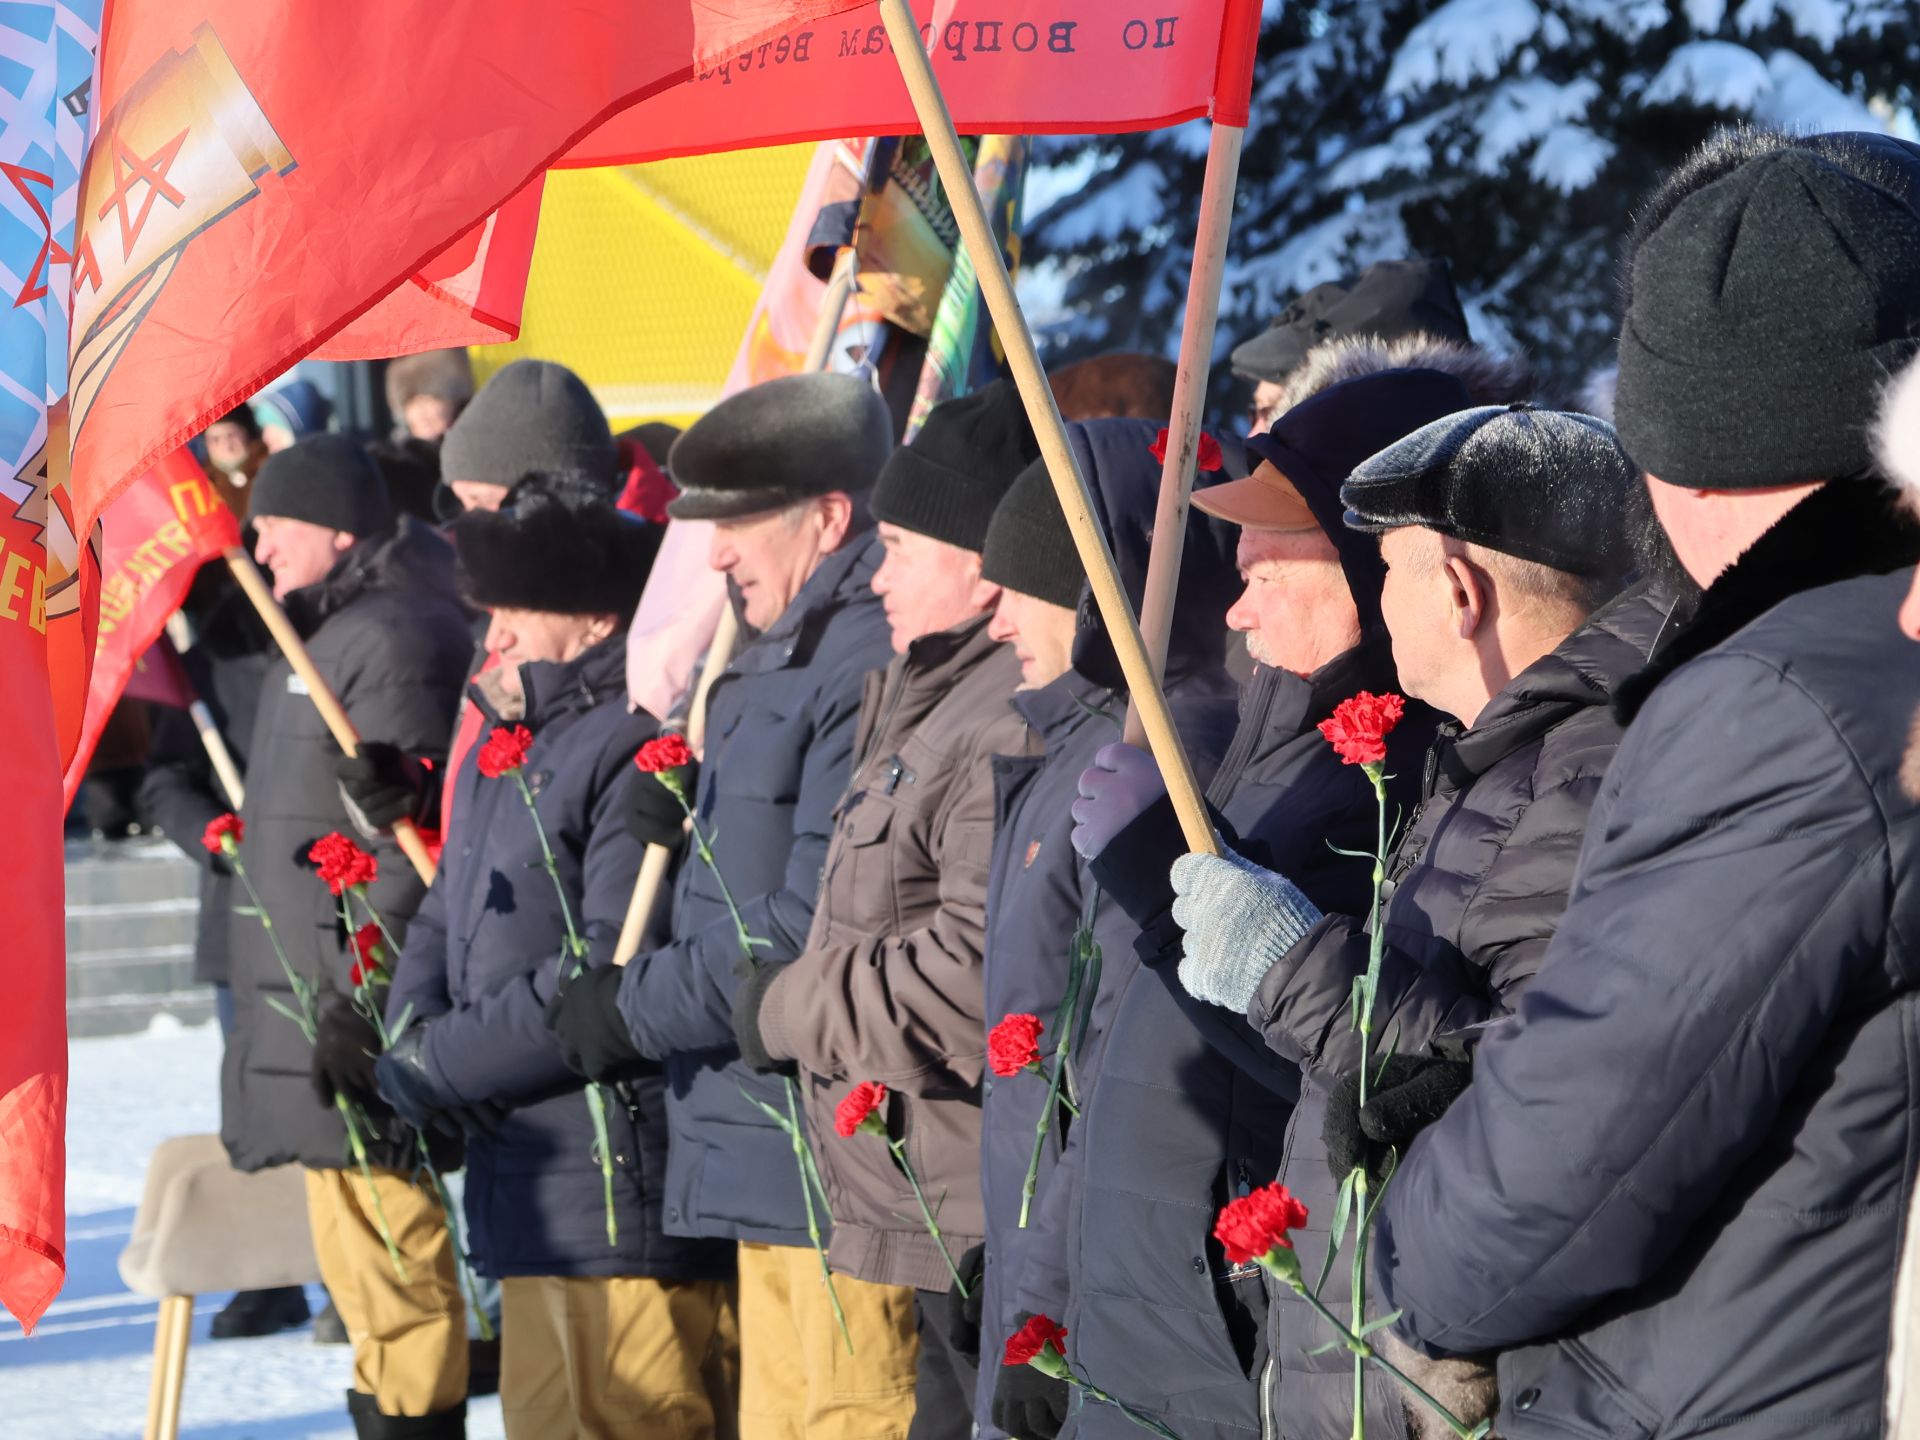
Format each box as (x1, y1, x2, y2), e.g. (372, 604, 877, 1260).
(756, 614, 1034, 1292)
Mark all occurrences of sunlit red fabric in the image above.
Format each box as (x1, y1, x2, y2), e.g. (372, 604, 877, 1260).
(564, 0, 1263, 165)
(62, 449, 237, 802)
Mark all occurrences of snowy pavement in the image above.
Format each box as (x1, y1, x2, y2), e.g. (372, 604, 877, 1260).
(0, 1017, 504, 1439)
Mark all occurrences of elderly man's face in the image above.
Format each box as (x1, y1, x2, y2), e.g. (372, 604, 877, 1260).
(710, 496, 846, 631)
(869, 523, 995, 654)
(987, 586, 1078, 690)
(253, 515, 351, 599)
(1223, 523, 1361, 676)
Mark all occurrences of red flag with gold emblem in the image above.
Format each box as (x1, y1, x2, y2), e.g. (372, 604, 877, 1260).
(65, 0, 873, 546)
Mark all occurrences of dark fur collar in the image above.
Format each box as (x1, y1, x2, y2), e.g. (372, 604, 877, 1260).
(1614, 481, 1920, 724)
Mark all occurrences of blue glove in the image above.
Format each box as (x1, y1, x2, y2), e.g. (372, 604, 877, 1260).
(1170, 850, 1322, 1012)
(1070, 741, 1168, 861)
(375, 1025, 507, 1138)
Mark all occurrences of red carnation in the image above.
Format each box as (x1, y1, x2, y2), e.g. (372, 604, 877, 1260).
(202, 813, 244, 855)
(1003, 1312, 1070, 1369)
(1147, 427, 1226, 474)
(1214, 1182, 1311, 1267)
(309, 832, 379, 896)
(635, 733, 695, 775)
(988, 1013, 1045, 1078)
(477, 724, 534, 779)
(349, 924, 385, 989)
(834, 1080, 889, 1138)
(1317, 691, 1407, 769)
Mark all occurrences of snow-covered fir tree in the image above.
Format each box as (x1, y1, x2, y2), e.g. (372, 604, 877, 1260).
(1023, 0, 1919, 399)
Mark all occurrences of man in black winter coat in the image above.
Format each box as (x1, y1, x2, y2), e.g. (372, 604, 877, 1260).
(222, 435, 475, 1435)
(1017, 369, 1467, 1440)
(967, 420, 1243, 1440)
(543, 373, 910, 1438)
(1364, 136, 1920, 1440)
(372, 477, 739, 1440)
(1167, 405, 1655, 1439)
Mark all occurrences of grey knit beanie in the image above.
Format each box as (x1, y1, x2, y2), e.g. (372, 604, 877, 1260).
(440, 359, 618, 497)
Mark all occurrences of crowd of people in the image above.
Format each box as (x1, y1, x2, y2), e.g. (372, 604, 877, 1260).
(134, 123, 1920, 1440)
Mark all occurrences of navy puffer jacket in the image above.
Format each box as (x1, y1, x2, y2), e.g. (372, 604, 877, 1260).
(1377, 482, 1920, 1440)
(387, 635, 732, 1281)
(615, 536, 894, 1245)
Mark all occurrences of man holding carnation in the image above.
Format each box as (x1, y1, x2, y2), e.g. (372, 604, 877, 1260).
(542, 373, 905, 1439)
(369, 473, 745, 1440)
(1160, 404, 1661, 1438)
(715, 382, 1040, 1439)
(222, 435, 474, 1437)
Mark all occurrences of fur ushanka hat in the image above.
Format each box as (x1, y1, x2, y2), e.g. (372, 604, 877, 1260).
(453, 471, 662, 618)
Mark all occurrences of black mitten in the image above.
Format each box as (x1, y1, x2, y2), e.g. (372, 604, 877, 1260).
(1324, 1053, 1473, 1187)
(623, 762, 695, 850)
(991, 1358, 1070, 1440)
(946, 1243, 987, 1363)
(337, 742, 430, 831)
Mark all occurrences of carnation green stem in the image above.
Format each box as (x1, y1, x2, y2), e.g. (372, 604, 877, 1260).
(336, 1093, 409, 1282)
(504, 767, 620, 1247)
(790, 1079, 853, 1353)
(1020, 901, 1098, 1229)
(659, 770, 849, 1349)
(1281, 1279, 1486, 1440)
(889, 1137, 967, 1296)
(340, 890, 498, 1338)
(232, 850, 408, 1279)
(1349, 763, 1390, 1440)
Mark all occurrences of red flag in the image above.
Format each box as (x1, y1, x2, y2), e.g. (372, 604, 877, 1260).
(564, 0, 1263, 166)
(67, 0, 874, 543)
(123, 634, 196, 710)
(62, 450, 237, 802)
(318, 177, 547, 359)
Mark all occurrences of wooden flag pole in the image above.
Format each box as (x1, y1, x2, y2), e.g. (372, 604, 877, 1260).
(164, 612, 248, 808)
(224, 548, 438, 885)
(1123, 118, 1245, 747)
(877, 0, 1219, 855)
(611, 216, 862, 965)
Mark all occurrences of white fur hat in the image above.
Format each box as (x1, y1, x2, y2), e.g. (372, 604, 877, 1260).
(1876, 353, 1920, 507)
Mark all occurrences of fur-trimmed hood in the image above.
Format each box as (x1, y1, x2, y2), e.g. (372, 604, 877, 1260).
(1283, 332, 1536, 410)
(1615, 477, 1920, 723)
(1876, 353, 1920, 511)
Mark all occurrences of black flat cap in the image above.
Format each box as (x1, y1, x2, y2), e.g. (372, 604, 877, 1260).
(1230, 259, 1470, 384)
(1342, 405, 1636, 581)
(667, 373, 894, 522)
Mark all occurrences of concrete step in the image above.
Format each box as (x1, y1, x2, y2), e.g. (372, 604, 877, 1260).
(68, 991, 216, 1040)
(64, 836, 200, 908)
(67, 943, 198, 1001)
(65, 897, 199, 956)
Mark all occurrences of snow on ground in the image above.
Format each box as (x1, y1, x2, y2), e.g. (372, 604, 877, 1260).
(0, 1017, 504, 1439)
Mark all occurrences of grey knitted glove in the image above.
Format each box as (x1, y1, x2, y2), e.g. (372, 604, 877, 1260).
(1170, 850, 1322, 1012)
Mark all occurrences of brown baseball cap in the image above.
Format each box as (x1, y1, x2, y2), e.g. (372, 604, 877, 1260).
(1191, 459, 1319, 532)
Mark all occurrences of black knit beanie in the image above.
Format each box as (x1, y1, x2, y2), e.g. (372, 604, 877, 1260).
(440, 359, 618, 497)
(871, 381, 1038, 553)
(1616, 148, 1920, 489)
(980, 457, 1082, 609)
(251, 434, 394, 538)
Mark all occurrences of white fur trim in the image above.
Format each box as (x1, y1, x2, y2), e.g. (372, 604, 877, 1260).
(1874, 355, 1920, 504)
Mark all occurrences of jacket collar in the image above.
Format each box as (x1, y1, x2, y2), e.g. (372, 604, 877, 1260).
(282, 516, 458, 637)
(1615, 481, 1920, 724)
(730, 533, 883, 679)
(1011, 667, 1118, 748)
(473, 632, 628, 731)
(1435, 583, 1670, 791)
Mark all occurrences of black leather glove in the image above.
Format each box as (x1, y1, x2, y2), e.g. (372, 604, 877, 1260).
(623, 762, 694, 850)
(1323, 1051, 1474, 1188)
(991, 1351, 1070, 1440)
(337, 742, 430, 831)
(543, 964, 645, 1080)
(732, 962, 797, 1077)
(375, 1024, 507, 1138)
(312, 990, 383, 1111)
(945, 1243, 986, 1363)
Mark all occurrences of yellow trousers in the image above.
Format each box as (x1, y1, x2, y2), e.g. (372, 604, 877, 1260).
(304, 1166, 468, 1417)
(499, 1274, 739, 1440)
(737, 1241, 920, 1440)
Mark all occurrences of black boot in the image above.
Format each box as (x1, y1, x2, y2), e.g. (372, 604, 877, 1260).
(347, 1390, 467, 1440)
(466, 1335, 500, 1398)
(209, 1286, 310, 1339)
